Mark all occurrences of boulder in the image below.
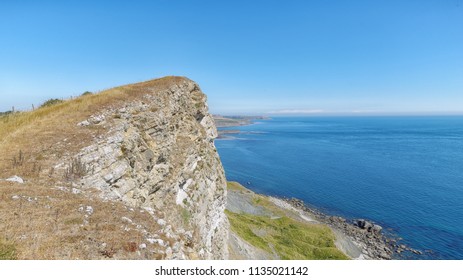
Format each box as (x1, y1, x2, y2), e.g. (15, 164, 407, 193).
(355, 219, 366, 228)
(354, 219, 375, 231)
(372, 224, 383, 233)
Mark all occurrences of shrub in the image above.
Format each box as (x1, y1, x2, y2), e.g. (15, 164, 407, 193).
(81, 91, 93, 96)
(40, 98, 63, 108)
(0, 111, 13, 117)
(64, 157, 89, 180)
(12, 150, 25, 168)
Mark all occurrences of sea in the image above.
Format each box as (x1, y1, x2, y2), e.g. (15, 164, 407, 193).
(215, 116, 463, 259)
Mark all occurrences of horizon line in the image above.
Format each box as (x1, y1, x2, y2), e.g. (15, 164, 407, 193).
(212, 112, 463, 117)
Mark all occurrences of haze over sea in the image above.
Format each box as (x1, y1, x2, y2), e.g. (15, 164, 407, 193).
(215, 116, 463, 259)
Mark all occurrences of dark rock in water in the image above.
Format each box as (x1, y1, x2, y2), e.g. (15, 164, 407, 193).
(355, 219, 372, 230)
(354, 219, 382, 233)
(355, 219, 366, 228)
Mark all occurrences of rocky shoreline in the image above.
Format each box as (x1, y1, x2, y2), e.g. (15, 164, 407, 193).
(285, 198, 423, 260)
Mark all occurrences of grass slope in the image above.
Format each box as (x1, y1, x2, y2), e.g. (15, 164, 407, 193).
(226, 182, 349, 260)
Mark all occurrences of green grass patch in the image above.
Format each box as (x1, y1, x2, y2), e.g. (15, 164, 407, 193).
(181, 208, 191, 225)
(64, 217, 83, 225)
(227, 181, 251, 192)
(0, 238, 17, 260)
(226, 210, 349, 260)
(229, 181, 306, 220)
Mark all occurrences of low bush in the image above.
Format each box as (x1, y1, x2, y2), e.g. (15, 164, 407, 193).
(0, 111, 14, 117)
(40, 98, 63, 108)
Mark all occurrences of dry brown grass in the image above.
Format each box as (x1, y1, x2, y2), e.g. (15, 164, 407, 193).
(0, 181, 167, 259)
(0, 76, 188, 259)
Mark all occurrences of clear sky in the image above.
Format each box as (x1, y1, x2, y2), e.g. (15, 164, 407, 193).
(1, 0, 462, 115)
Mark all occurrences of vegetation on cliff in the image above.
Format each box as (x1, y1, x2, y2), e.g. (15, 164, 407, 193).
(226, 182, 348, 260)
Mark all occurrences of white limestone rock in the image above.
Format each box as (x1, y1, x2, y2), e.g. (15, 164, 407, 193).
(5, 176, 24, 184)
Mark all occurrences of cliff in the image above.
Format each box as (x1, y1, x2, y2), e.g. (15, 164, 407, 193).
(0, 77, 228, 259)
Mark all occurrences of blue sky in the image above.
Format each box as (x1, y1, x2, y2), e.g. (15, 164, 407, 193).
(1, 0, 462, 115)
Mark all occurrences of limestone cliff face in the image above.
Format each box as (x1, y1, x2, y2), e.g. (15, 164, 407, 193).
(73, 78, 228, 259)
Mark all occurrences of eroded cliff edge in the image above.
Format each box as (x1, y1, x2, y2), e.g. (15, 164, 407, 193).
(0, 77, 228, 259)
(73, 79, 229, 259)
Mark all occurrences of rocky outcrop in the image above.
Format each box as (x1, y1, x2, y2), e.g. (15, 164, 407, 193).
(354, 219, 383, 234)
(286, 198, 394, 259)
(66, 78, 228, 259)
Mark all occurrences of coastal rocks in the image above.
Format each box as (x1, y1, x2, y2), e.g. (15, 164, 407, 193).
(354, 219, 383, 233)
(289, 198, 304, 208)
(373, 225, 383, 233)
(410, 249, 423, 255)
(394, 244, 422, 256)
(285, 198, 427, 259)
(286, 198, 394, 260)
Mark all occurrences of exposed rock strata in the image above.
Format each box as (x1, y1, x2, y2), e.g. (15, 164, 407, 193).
(65, 79, 228, 259)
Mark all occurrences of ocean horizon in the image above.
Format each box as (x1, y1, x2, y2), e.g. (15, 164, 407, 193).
(215, 116, 463, 259)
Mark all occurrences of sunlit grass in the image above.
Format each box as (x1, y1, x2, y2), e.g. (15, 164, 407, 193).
(226, 210, 348, 260)
(226, 181, 349, 260)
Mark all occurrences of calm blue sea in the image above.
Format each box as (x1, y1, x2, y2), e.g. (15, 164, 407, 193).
(215, 116, 463, 259)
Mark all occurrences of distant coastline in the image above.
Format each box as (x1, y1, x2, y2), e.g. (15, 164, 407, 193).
(213, 115, 269, 139)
